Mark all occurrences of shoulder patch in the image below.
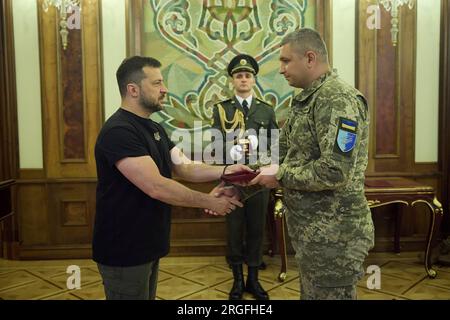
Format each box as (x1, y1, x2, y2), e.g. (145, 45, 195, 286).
(334, 117, 358, 156)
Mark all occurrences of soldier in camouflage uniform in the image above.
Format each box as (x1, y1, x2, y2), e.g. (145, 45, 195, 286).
(251, 28, 375, 299)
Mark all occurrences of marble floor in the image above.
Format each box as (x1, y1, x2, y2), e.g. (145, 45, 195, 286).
(0, 252, 449, 300)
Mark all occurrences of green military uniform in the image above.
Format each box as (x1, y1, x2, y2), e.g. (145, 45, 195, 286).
(211, 96, 278, 267)
(210, 53, 278, 300)
(275, 70, 375, 300)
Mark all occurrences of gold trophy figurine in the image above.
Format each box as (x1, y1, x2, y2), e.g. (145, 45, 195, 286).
(238, 138, 251, 162)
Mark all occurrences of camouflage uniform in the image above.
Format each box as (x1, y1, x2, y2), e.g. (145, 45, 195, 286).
(275, 70, 375, 300)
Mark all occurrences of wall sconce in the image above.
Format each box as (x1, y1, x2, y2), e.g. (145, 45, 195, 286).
(42, 0, 81, 50)
(379, 0, 415, 46)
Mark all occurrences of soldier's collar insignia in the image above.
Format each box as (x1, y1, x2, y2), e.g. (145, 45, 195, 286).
(154, 131, 161, 141)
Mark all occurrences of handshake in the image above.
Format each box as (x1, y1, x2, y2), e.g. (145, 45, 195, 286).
(204, 164, 281, 216)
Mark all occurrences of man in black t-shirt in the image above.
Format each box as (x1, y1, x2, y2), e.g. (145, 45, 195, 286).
(94, 56, 247, 300)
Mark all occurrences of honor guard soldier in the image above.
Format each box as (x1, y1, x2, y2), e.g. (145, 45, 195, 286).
(211, 54, 278, 300)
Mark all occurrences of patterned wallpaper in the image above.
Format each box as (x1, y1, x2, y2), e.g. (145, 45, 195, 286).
(136, 0, 316, 150)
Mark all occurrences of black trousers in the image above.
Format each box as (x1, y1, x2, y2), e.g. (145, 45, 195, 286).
(226, 189, 270, 267)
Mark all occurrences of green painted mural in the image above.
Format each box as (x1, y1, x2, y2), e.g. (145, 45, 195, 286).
(135, 0, 317, 152)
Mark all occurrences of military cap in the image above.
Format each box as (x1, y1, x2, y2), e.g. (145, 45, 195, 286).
(227, 54, 259, 76)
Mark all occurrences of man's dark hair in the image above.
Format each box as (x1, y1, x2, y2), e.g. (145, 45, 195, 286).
(116, 56, 162, 98)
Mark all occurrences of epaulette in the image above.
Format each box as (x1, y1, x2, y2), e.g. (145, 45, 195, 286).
(213, 99, 232, 108)
(255, 97, 272, 107)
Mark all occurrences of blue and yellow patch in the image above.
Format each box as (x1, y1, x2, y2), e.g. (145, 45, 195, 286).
(334, 118, 358, 156)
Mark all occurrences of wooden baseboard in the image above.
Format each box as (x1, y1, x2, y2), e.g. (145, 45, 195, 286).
(1, 241, 20, 259)
(12, 236, 438, 260)
(16, 242, 231, 260)
(19, 169, 45, 180)
(373, 236, 437, 252)
(18, 244, 92, 260)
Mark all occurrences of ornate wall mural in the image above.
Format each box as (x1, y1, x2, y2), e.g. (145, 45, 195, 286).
(131, 0, 317, 153)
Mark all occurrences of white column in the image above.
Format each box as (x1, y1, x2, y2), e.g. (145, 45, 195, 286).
(12, 0, 44, 169)
(332, 0, 356, 86)
(415, 0, 440, 163)
(102, 0, 127, 121)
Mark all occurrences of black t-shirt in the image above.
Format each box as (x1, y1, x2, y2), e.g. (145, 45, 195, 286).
(93, 108, 175, 266)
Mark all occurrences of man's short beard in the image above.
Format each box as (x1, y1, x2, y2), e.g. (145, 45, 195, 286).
(139, 94, 161, 113)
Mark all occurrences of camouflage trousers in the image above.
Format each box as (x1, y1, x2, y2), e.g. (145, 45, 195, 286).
(288, 235, 368, 300)
(292, 243, 365, 300)
(299, 271, 357, 300)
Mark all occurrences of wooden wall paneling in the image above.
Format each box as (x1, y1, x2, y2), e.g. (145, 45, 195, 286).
(360, 2, 442, 242)
(171, 218, 227, 240)
(15, 0, 103, 259)
(98, 0, 105, 123)
(38, 0, 102, 178)
(373, 5, 415, 172)
(170, 180, 273, 256)
(0, 180, 16, 258)
(38, 0, 57, 178)
(126, 0, 143, 56)
(396, 6, 440, 186)
(19, 169, 46, 180)
(357, 2, 439, 176)
(47, 182, 96, 245)
(58, 26, 86, 162)
(170, 181, 226, 254)
(374, 7, 399, 158)
(397, 4, 416, 173)
(10, 182, 19, 255)
(315, 0, 333, 65)
(0, 0, 19, 259)
(16, 183, 49, 246)
(356, 0, 377, 174)
(440, 0, 450, 233)
(16, 180, 98, 259)
(0, 0, 19, 181)
(356, 1, 444, 251)
(357, 1, 423, 174)
(83, 0, 103, 173)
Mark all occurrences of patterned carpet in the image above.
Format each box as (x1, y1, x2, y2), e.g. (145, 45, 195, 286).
(0, 253, 449, 300)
